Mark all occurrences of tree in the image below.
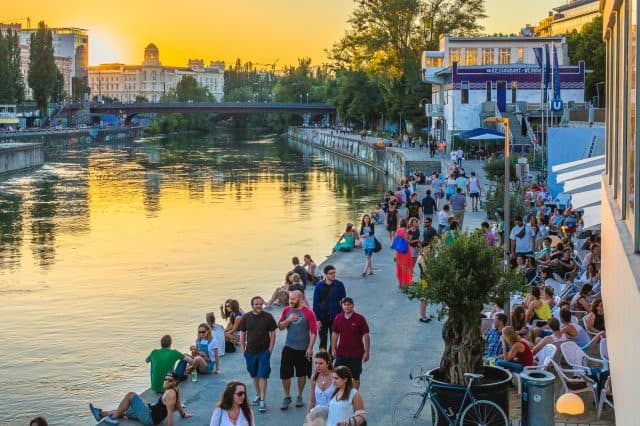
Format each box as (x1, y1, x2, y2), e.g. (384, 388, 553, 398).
(28, 21, 57, 116)
(567, 15, 605, 106)
(403, 232, 523, 385)
(0, 31, 12, 103)
(134, 95, 149, 103)
(0, 28, 24, 104)
(175, 75, 211, 102)
(51, 69, 66, 103)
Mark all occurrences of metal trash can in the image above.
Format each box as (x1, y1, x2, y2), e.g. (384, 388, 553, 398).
(520, 370, 555, 426)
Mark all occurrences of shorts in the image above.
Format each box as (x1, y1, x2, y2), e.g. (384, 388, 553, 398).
(244, 348, 271, 378)
(125, 394, 153, 426)
(445, 192, 453, 201)
(364, 248, 373, 257)
(334, 356, 363, 380)
(540, 329, 553, 337)
(470, 192, 480, 199)
(280, 346, 311, 379)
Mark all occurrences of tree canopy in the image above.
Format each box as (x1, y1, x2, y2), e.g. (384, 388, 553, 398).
(567, 15, 605, 106)
(0, 28, 25, 104)
(28, 21, 59, 115)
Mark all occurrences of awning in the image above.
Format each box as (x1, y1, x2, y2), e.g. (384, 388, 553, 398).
(461, 128, 505, 139)
(580, 204, 601, 230)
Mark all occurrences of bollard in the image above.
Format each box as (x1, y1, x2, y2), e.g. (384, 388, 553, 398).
(520, 370, 555, 426)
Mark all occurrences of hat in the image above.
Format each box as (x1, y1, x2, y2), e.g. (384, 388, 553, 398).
(341, 297, 354, 305)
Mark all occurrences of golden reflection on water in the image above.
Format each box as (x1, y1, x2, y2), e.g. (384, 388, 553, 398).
(0, 134, 387, 423)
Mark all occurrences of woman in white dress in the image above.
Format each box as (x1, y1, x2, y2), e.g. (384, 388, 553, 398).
(326, 366, 366, 426)
(209, 381, 255, 426)
(308, 351, 335, 411)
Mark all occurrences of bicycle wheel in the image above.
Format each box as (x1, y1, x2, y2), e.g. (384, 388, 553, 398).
(392, 392, 439, 425)
(460, 399, 509, 426)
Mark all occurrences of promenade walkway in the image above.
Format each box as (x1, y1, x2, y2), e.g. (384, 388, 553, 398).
(100, 155, 613, 425)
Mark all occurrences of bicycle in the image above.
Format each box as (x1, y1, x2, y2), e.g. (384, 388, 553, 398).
(392, 369, 509, 425)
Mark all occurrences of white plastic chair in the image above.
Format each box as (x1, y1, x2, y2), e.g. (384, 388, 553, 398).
(561, 341, 608, 373)
(582, 315, 602, 339)
(599, 338, 608, 361)
(550, 359, 597, 403)
(597, 386, 614, 418)
(514, 344, 557, 394)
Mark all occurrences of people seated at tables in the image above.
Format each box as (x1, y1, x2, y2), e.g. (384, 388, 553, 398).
(333, 223, 360, 252)
(484, 313, 508, 358)
(585, 299, 605, 334)
(532, 317, 566, 355)
(543, 286, 556, 309)
(581, 243, 601, 271)
(535, 237, 553, 265)
(559, 309, 590, 348)
(550, 248, 577, 281)
(496, 326, 535, 373)
(570, 283, 594, 313)
(524, 286, 552, 324)
(524, 257, 537, 283)
(511, 306, 529, 338)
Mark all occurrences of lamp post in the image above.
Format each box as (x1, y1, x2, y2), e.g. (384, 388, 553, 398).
(595, 81, 605, 108)
(484, 116, 511, 268)
(299, 94, 303, 103)
(306, 92, 309, 104)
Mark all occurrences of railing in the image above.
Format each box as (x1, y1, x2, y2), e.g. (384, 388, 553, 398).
(515, 104, 537, 143)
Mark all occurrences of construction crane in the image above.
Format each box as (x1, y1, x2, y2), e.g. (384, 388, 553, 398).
(254, 58, 279, 72)
(4, 17, 31, 28)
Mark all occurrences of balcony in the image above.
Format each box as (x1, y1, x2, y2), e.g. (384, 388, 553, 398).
(425, 104, 444, 117)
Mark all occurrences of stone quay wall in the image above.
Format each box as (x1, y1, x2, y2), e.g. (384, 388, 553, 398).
(0, 143, 44, 175)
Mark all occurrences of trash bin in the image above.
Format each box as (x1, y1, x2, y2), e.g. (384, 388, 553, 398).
(521, 370, 555, 426)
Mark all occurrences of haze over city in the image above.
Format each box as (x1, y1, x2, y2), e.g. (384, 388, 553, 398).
(5, 0, 566, 66)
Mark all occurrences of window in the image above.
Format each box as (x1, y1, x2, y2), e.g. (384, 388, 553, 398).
(482, 48, 494, 65)
(499, 48, 511, 64)
(152, 71, 157, 81)
(465, 49, 477, 66)
(461, 82, 469, 104)
(511, 81, 517, 103)
(449, 48, 461, 65)
(627, 0, 637, 229)
(517, 48, 525, 63)
(486, 81, 492, 101)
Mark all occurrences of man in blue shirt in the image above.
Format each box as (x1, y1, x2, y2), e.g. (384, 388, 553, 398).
(313, 264, 346, 352)
(485, 313, 508, 358)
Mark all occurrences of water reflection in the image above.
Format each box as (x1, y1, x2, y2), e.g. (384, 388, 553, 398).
(0, 130, 393, 424)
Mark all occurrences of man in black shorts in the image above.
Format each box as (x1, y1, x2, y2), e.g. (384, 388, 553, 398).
(277, 290, 318, 410)
(331, 297, 370, 389)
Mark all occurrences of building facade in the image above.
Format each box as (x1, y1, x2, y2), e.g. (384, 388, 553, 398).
(534, 0, 600, 36)
(421, 35, 585, 142)
(600, 0, 639, 423)
(14, 26, 88, 100)
(87, 44, 224, 103)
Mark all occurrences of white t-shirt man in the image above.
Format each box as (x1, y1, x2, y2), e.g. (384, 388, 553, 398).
(450, 151, 457, 163)
(456, 148, 463, 160)
(509, 222, 534, 253)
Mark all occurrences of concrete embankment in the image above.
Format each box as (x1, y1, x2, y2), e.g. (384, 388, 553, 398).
(288, 127, 441, 182)
(0, 143, 44, 175)
(0, 126, 144, 143)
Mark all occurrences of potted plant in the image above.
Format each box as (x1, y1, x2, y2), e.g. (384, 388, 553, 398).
(404, 231, 524, 416)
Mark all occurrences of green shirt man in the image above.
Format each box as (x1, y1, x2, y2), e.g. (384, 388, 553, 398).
(146, 335, 184, 393)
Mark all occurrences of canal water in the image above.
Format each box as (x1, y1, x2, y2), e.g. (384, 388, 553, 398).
(0, 131, 391, 425)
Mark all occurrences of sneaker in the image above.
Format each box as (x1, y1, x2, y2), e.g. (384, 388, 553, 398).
(104, 416, 119, 425)
(251, 395, 260, 406)
(89, 403, 102, 422)
(295, 396, 305, 407)
(280, 396, 292, 410)
(259, 400, 267, 413)
(419, 317, 432, 323)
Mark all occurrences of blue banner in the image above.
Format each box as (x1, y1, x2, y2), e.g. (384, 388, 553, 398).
(534, 47, 543, 68)
(544, 44, 551, 103)
(553, 44, 561, 99)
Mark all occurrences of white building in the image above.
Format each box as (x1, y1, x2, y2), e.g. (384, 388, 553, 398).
(87, 44, 224, 103)
(422, 34, 585, 143)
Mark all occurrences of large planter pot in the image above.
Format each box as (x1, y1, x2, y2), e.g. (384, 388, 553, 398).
(427, 366, 512, 425)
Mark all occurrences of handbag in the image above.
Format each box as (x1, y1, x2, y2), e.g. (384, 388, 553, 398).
(391, 235, 409, 253)
(373, 237, 382, 253)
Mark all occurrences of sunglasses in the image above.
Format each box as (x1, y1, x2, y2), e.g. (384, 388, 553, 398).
(198, 329, 207, 334)
(235, 391, 246, 397)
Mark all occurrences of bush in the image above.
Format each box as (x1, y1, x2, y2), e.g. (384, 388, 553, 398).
(483, 158, 518, 182)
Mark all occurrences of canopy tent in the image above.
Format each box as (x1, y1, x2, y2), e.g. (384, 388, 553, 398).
(461, 128, 505, 140)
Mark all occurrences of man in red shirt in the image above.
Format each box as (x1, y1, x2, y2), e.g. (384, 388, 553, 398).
(331, 297, 370, 389)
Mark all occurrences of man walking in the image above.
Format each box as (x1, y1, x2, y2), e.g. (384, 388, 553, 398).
(313, 264, 346, 352)
(278, 290, 318, 410)
(456, 147, 464, 166)
(331, 297, 370, 389)
(421, 189, 437, 221)
(238, 296, 278, 412)
(448, 187, 467, 230)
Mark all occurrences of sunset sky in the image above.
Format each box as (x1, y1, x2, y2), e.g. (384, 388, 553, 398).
(4, 0, 567, 67)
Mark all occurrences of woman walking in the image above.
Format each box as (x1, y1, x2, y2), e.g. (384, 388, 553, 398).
(209, 381, 255, 426)
(385, 201, 399, 242)
(394, 219, 413, 289)
(326, 366, 367, 426)
(308, 351, 335, 411)
(359, 214, 376, 277)
(407, 217, 421, 266)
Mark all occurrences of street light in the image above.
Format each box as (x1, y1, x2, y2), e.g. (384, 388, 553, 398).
(306, 93, 309, 104)
(299, 94, 303, 103)
(484, 116, 511, 268)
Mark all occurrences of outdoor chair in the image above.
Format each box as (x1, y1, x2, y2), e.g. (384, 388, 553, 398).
(550, 359, 597, 403)
(597, 380, 614, 419)
(514, 344, 557, 394)
(599, 338, 608, 361)
(582, 315, 602, 339)
(561, 341, 608, 373)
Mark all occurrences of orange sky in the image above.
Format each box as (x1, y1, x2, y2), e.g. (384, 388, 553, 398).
(4, 0, 566, 67)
